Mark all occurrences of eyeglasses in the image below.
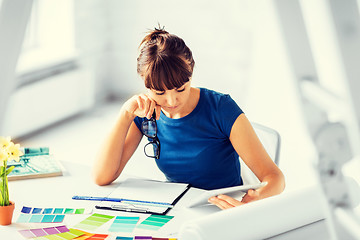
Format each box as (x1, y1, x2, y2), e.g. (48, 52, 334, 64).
(141, 110, 160, 159)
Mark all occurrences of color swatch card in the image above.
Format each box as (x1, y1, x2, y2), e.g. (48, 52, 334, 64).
(18, 225, 69, 238)
(116, 237, 152, 240)
(77, 233, 109, 240)
(67, 230, 93, 240)
(116, 237, 135, 240)
(21, 206, 87, 215)
(109, 216, 140, 233)
(116, 237, 177, 240)
(31, 228, 85, 240)
(74, 213, 114, 231)
(136, 215, 174, 231)
(17, 214, 65, 223)
(151, 238, 177, 240)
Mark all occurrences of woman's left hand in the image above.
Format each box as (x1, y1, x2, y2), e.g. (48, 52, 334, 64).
(208, 189, 260, 210)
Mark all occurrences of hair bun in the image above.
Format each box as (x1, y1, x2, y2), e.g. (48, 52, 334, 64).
(150, 26, 168, 40)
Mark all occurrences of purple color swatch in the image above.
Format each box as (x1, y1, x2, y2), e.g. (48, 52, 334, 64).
(18, 225, 69, 238)
(43, 227, 59, 235)
(30, 228, 47, 237)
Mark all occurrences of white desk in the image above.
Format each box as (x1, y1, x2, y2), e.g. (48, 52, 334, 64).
(0, 161, 219, 239)
(0, 161, 330, 240)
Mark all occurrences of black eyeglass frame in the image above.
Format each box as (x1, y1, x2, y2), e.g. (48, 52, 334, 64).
(141, 110, 161, 159)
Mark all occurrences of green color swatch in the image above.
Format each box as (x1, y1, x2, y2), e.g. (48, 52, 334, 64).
(109, 216, 140, 232)
(75, 208, 85, 214)
(64, 208, 74, 214)
(74, 213, 114, 231)
(136, 215, 174, 231)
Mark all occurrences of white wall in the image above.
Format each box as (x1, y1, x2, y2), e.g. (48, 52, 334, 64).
(73, 0, 113, 102)
(3, 0, 104, 138)
(3, 69, 95, 137)
(245, 0, 317, 190)
(106, 0, 256, 105)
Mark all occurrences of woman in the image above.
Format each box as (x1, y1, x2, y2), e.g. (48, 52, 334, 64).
(93, 27, 285, 209)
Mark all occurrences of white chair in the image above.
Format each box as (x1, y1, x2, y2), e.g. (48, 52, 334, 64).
(240, 122, 281, 185)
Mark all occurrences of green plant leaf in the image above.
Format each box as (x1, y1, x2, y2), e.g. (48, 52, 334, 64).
(6, 166, 15, 175)
(0, 178, 4, 206)
(0, 194, 4, 206)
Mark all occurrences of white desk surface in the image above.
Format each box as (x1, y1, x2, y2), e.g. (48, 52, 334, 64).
(0, 161, 330, 240)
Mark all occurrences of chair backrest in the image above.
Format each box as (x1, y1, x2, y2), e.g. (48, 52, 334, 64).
(240, 122, 281, 185)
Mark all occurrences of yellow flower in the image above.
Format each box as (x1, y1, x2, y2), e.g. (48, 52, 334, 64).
(7, 142, 23, 162)
(0, 136, 11, 150)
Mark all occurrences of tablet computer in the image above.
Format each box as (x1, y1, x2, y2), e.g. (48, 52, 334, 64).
(187, 182, 267, 208)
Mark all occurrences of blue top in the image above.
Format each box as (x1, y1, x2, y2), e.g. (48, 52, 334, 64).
(134, 88, 244, 190)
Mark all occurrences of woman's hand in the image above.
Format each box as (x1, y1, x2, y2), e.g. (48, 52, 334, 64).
(123, 94, 161, 120)
(208, 189, 260, 210)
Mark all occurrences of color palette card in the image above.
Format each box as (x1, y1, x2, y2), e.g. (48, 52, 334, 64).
(71, 230, 94, 240)
(116, 237, 152, 240)
(21, 206, 87, 215)
(109, 216, 140, 233)
(78, 233, 109, 240)
(31, 228, 85, 240)
(116, 237, 135, 240)
(136, 215, 174, 231)
(152, 238, 177, 240)
(18, 225, 69, 238)
(74, 213, 114, 231)
(17, 213, 65, 223)
(116, 237, 177, 240)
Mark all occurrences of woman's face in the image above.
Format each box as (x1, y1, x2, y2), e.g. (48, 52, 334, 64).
(147, 81, 192, 117)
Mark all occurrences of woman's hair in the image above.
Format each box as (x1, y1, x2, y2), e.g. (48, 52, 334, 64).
(137, 27, 195, 91)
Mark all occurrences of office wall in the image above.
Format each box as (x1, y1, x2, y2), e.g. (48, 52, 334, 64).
(73, 0, 113, 102)
(105, 0, 256, 105)
(3, 0, 103, 137)
(243, 0, 317, 189)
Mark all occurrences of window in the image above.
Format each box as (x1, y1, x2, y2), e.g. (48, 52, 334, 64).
(16, 0, 76, 85)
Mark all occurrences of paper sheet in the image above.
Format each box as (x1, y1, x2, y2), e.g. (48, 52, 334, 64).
(107, 178, 189, 204)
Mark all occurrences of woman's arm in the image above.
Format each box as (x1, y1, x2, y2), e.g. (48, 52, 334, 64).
(92, 94, 160, 186)
(209, 114, 285, 209)
(92, 109, 143, 186)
